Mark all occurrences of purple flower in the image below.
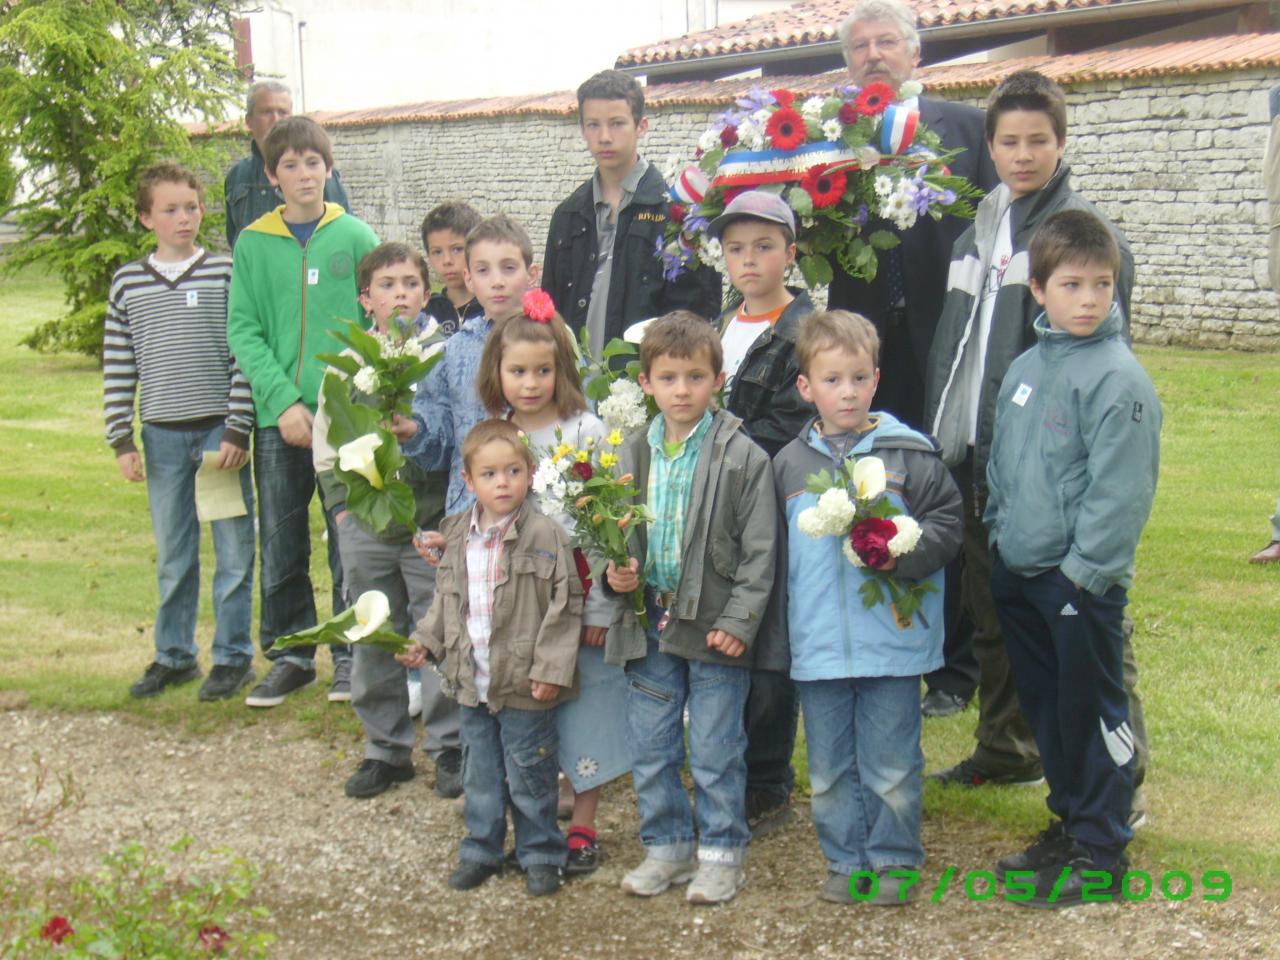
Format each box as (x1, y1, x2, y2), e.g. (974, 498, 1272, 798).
(941, 189, 957, 206)
(735, 87, 776, 112)
(854, 203, 869, 227)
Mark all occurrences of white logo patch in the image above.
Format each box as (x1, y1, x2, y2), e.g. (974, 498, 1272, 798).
(1012, 383, 1033, 407)
(1059, 602, 1077, 616)
(186, 290, 199, 307)
(307, 268, 320, 285)
(1100, 718, 1135, 767)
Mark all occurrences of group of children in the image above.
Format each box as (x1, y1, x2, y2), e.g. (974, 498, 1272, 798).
(106, 66, 1160, 908)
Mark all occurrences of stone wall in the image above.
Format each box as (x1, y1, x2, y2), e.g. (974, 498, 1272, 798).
(328, 68, 1280, 350)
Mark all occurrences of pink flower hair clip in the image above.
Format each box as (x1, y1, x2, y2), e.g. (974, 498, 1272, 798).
(523, 289, 556, 324)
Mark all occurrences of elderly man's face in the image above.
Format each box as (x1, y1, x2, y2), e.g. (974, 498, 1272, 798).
(246, 90, 292, 152)
(845, 18, 920, 91)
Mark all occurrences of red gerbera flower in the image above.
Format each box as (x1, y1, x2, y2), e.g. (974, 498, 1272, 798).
(571, 461, 593, 482)
(769, 89, 797, 108)
(838, 101, 859, 126)
(199, 925, 230, 954)
(800, 166, 848, 209)
(40, 916, 74, 945)
(522, 289, 556, 324)
(719, 125, 738, 148)
(765, 107, 806, 151)
(855, 82, 896, 116)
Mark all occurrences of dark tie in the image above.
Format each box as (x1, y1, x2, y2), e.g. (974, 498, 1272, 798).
(883, 239, 906, 313)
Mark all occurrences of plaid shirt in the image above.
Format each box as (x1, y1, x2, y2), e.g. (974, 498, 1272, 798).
(644, 409, 713, 593)
(465, 505, 519, 703)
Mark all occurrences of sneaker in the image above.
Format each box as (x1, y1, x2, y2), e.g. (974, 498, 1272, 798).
(130, 661, 201, 699)
(344, 758, 415, 799)
(447, 860, 502, 891)
(745, 790, 794, 839)
(434, 748, 463, 799)
(819, 871, 858, 904)
(870, 865, 918, 906)
(921, 688, 969, 718)
(198, 663, 255, 702)
(328, 657, 352, 702)
(996, 820, 1072, 880)
(1013, 847, 1129, 909)
(244, 660, 316, 707)
(927, 757, 1044, 787)
(525, 864, 563, 897)
(620, 856, 697, 896)
(407, 676, 423, 718)
(686, 862, 746, 904)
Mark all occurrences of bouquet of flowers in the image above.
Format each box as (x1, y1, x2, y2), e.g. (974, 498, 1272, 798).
(274, 590, 410, 654)
(797, 454, 935, 625)
(574, 328, 654, 438)
(659, 84, 980, 289)
(531, 427, 655, 627)
(318, 314, 444, 420)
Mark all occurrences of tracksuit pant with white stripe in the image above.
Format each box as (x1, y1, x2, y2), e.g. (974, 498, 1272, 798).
(991, 553, 1135, 867)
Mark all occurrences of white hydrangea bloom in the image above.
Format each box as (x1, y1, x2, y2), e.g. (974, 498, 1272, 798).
(353, 366, 377, 394)
(797, 488, 856, 539)
(842, 538, 867, 568)
(888, 514, 922, 556)
(598, 377, 649, 435)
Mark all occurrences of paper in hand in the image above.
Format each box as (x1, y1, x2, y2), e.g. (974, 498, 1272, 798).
(195, 451, 248, 522)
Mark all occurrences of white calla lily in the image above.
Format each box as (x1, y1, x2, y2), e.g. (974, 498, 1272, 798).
(851, 456, 887, 501)
(339, 433, 385, 490)
(345, 590, 391, 642)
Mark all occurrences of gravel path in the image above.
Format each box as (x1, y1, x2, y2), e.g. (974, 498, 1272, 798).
(2, 709, 1277, 959)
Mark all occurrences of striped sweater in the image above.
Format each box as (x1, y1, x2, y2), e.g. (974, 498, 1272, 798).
(103, 252, 255, 455)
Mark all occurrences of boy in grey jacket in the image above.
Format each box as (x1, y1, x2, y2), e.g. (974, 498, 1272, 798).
(985, 210, 1161, 908)
(604, 312, 777, 906)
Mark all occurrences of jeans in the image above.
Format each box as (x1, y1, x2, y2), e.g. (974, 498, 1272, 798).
(141, 423, 255, 669)
(626, 604, 751, 866)
(458, 704, 566, 869)
(743, 666, 798, 804)
(798, 675, 924, 874)
(253, 427, 348, 668)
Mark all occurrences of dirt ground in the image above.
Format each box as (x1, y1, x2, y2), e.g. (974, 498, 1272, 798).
(2, 707, 1277, 960)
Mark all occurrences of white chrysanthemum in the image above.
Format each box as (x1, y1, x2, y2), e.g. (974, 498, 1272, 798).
(842, 538, 867, 568)
(698, 127, 721, 153)
(532, 460, 564, 498)
(557, 456, 574, 474)
(874, 175, 894, 199)
(801, 215, 816, 229)
(752, 108, 772, 126)
(736, 117, 765, 151)
(353, 366, 377, 393)
(888, 514, 922, 556)
(801, 96, 826, 121)
(565, 480, 584, 498)
(822, 118, 843, 141)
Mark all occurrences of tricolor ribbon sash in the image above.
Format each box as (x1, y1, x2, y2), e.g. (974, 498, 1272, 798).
(713, 142, 858, 188)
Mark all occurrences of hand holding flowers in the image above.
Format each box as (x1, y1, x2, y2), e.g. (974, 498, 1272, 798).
(274, 590, 411, 654)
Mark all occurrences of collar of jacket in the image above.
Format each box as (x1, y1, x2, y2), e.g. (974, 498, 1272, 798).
(720, 286, 813, 339)
(975, 162, 1074, 259)
(564, 162, 668, 218)
(243, 201, 346, 239)
(802, 410, 937, 458)
(1033, 300, 1125, 350)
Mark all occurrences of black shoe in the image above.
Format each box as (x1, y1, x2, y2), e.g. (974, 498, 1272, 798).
(244, 660, 316, 707)
(435, 748, 463, 799)
(130, 661, 201, 699)
(448, 860, 502, 891)
(996, 820, 1073, 879)
(1012, 847, 1130, 909)
(745, 790, 794, 838)
(344, 758, 415, 799)
(921, 688, 969, 718)
(927, 757, 1044, 787)
(565, 829, 600, 876)
(525, 864, 563, 897)
(198, 663, 255, 702)
(328, 657, 352, 702)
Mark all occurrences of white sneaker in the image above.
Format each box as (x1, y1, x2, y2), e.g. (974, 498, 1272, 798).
(620, 856, 696, 896)
(686, 862, 746, 904)
(407, 677, 422, 718)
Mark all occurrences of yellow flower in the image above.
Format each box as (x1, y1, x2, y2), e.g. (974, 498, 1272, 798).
(555, 442, 573, 460)
(606, 429, 624, 447)
(600, 452, 618, 469)
(575, 449, 590, 463)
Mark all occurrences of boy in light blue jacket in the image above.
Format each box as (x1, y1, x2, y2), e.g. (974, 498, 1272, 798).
(770, 310, 963, 906)
(985, 209, 1160, 908)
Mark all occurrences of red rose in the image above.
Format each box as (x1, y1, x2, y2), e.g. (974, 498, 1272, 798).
(40, 916, 74, 945)
(855, 82, 896, 116)
(571, 461, 593, 482)
(765, 107, 806, 151)
(670, 202, 687, 224)
(838, 102, 859, 125)
(199, 925, 230, 954)
(719, 125, 739, 148)
(850, 517, 898, 569)
(800, 166, 848, 209)
(769, 89, 796, 108)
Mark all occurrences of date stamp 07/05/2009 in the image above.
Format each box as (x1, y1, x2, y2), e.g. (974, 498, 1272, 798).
(849, 868, 1232, 905)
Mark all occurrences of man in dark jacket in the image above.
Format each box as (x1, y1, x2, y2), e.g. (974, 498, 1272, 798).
(224, 80, 352, 249)
(542, 70, 720, 355)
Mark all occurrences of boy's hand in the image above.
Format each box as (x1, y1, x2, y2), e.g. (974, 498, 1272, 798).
(605, 558, 640, 593)
(706, 629, 746, 658)
(277, 402, 314, 448)
(413, 530, 446, 566)
(530, 680, 561, 702)
(116, 451, 144, 483)
(216, 441, 247, 470)
(389, 413, 418, 442)
(395, 643, 427, 668)
(581, 625, 608, 647)
(875, 557, 897, 572)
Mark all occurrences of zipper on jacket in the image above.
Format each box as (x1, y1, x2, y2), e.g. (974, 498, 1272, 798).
(296, 246, 309, 385)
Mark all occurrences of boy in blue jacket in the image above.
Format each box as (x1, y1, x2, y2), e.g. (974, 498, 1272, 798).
(986, 209, 1161, 908)
(771, 310, 963, 905)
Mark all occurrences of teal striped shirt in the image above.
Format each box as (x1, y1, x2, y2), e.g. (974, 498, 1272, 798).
(644, 410, 713, 594)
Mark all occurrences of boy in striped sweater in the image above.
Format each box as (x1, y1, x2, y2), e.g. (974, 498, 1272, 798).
(104, 162, 257, 702)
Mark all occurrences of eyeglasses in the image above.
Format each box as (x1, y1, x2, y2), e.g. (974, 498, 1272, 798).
(848, 35, 905, 56)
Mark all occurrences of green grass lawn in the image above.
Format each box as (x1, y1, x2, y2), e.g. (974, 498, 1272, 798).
(1, 266, 1277, 885)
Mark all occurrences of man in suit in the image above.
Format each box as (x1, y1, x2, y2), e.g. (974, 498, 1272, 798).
(829, 0, 998, 719)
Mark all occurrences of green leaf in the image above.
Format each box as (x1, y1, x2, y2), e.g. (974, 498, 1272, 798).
(798, 254, 833, 289)
(867, 229, 899, 251)
(859, 577, 885, 609)
(787, 185, 814, 218)
(316, 352, 362, 377)
(322, 374, 380, 449)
